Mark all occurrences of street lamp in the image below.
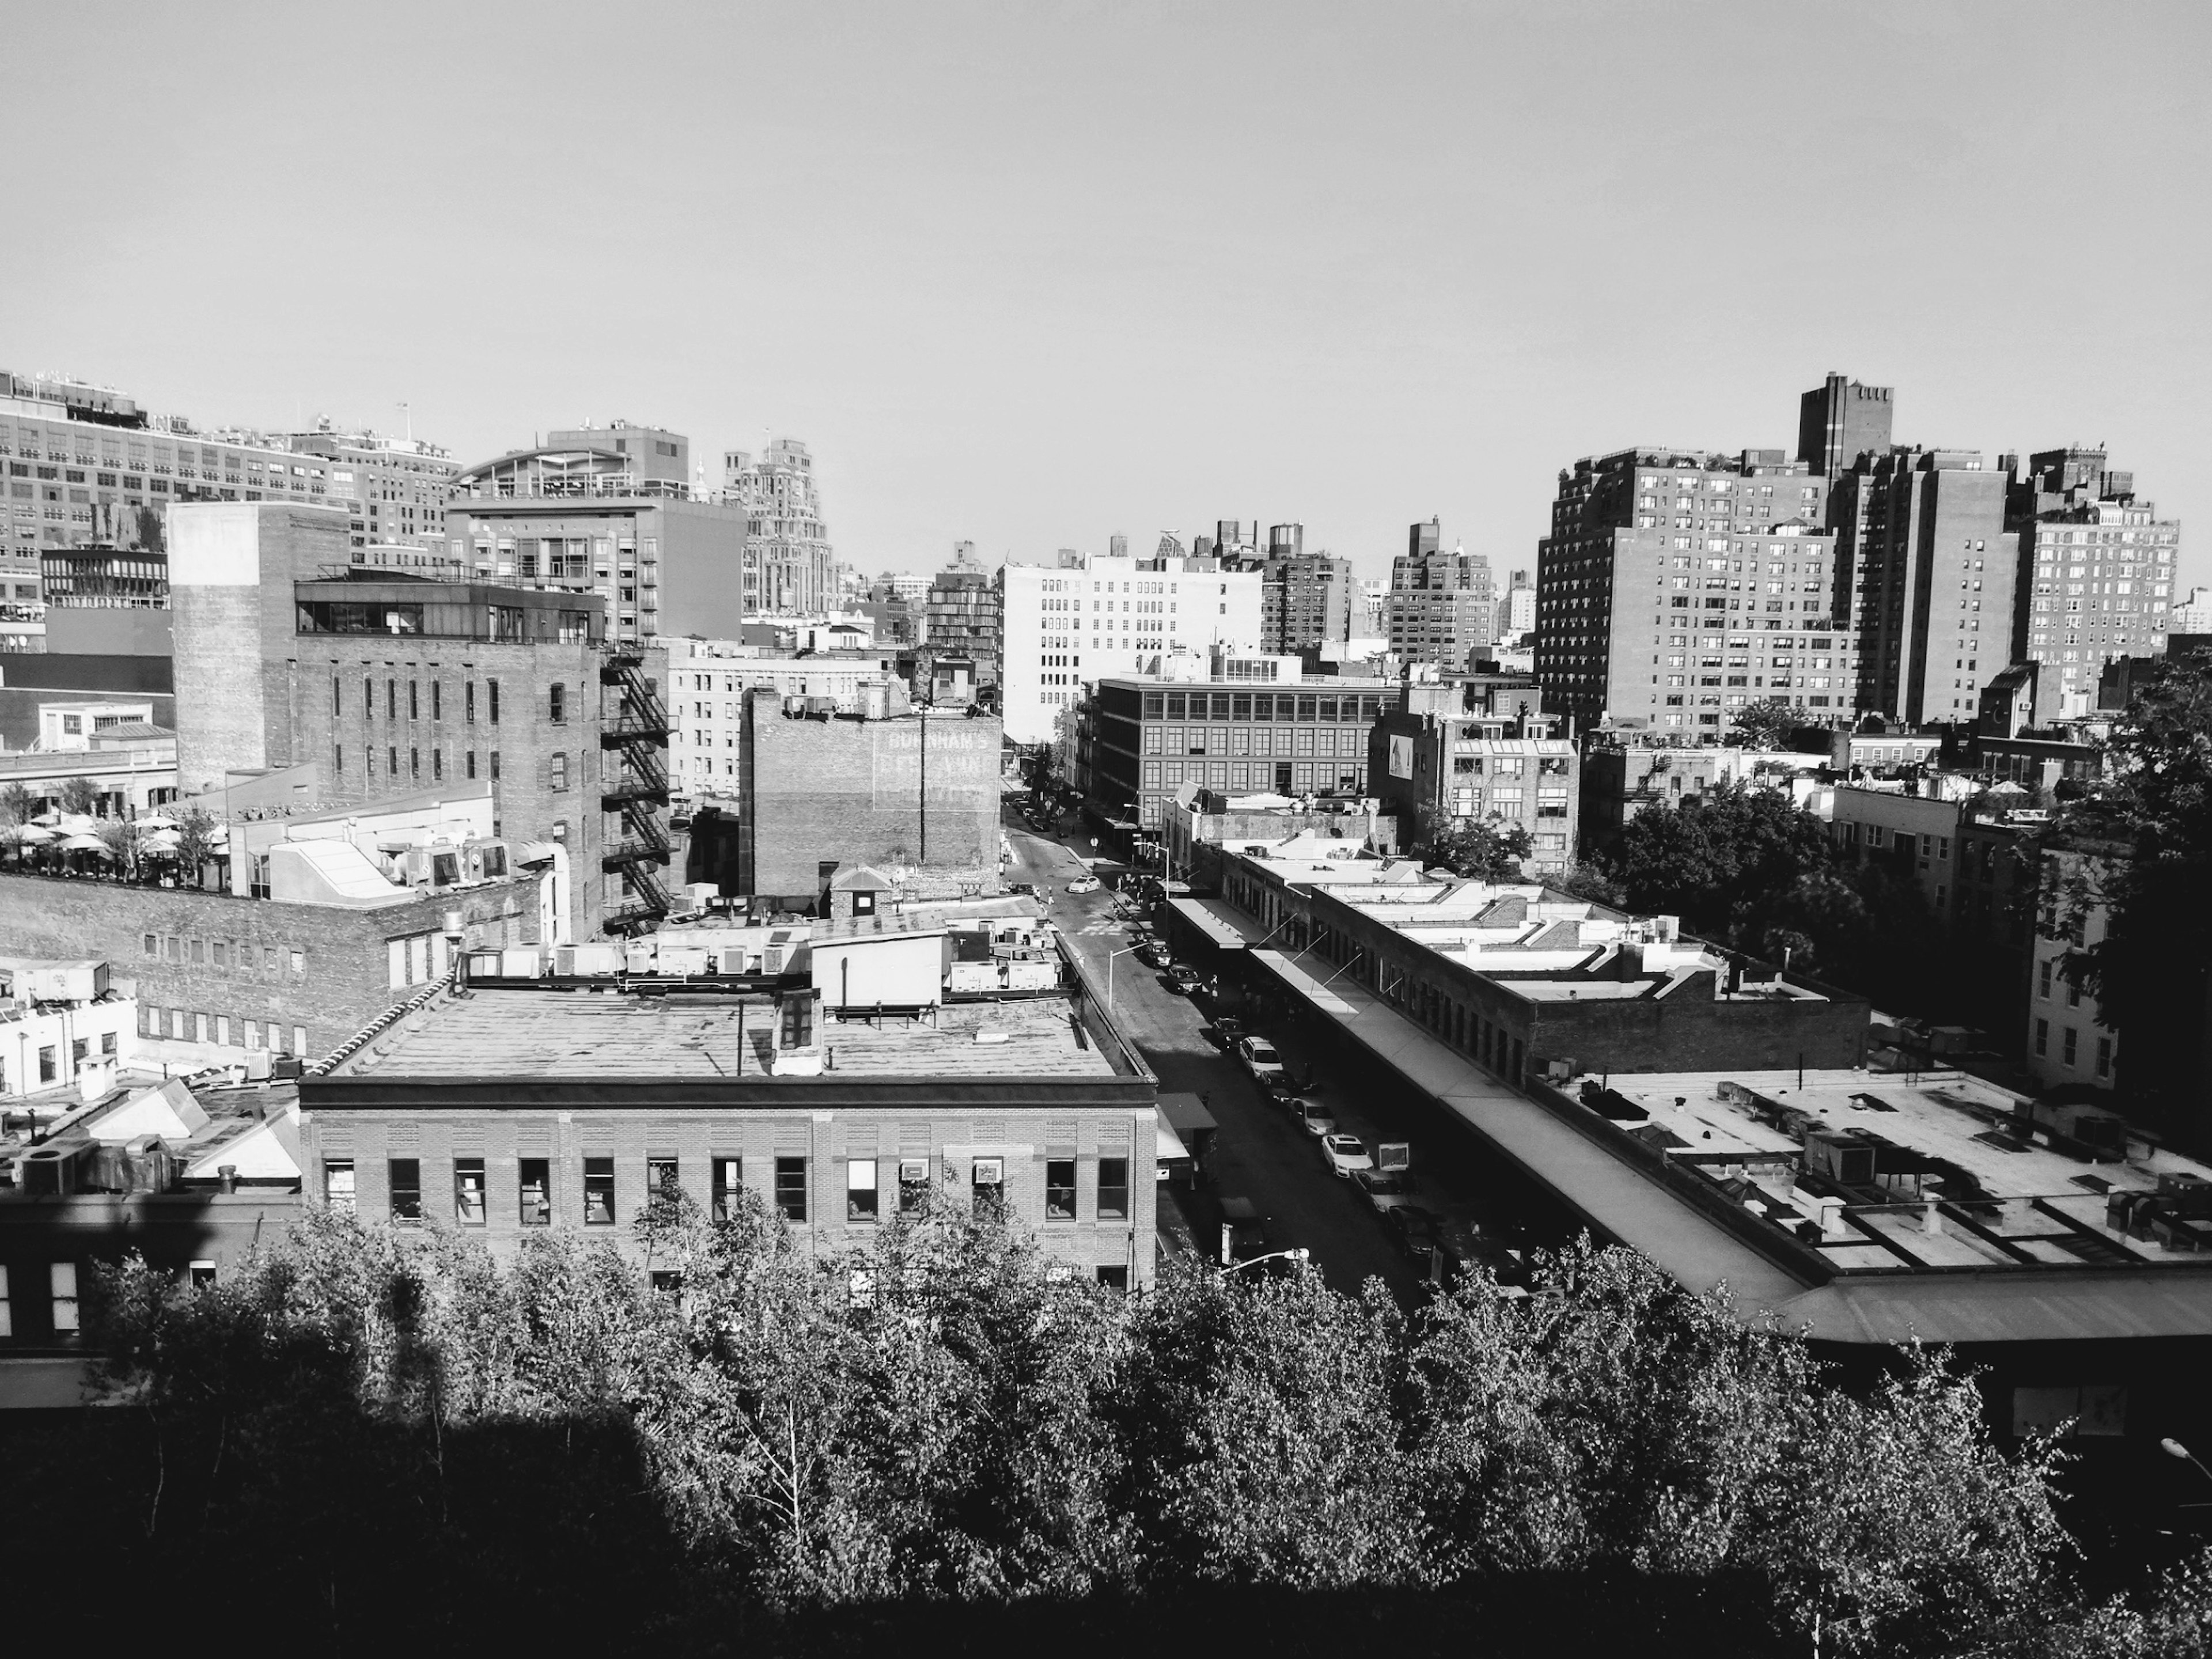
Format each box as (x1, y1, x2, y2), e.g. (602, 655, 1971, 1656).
(1224, 1248, 1311, 1274)
(2163, 1438, 2212, 1485)
(1107, 944, 1141, 1008)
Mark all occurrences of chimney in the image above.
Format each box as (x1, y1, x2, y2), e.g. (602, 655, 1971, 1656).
(217, 1164, 238, 1194)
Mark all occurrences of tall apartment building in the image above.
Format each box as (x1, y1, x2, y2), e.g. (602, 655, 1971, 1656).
(2, 369, 456, 560)
(924, 544, 1003, 691)
(1386, 519, 1494, 667)
(1797, 373, 1896, 476)
(998, 547, 1264, 744)
(1536, 449, 1842, 736)
(1259, 533, 1353, 657)
(1827, 448, 2015, 725)
(1357, 578, 1387, 639)
(2172, 586, 2212, 635)
(1503, 569, 1535, 639)
(724, 439, 835, 615)
(446, 423, 747, 643)
(2008, 447, 2181, 721)
(171, 502, 672, 937)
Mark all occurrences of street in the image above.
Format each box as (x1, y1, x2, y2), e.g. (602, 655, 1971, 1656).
(1004, 814, 1468, 1309)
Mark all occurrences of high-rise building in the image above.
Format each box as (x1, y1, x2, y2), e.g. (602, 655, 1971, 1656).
(1504, 569, 1536, 638)
(1797, 373, 1896, 476)
(1357, 578, 1388, 639)
(998, 547, 1264, 744)
(1, 371, 459, 562)
(2007, 446, 2182, 721)
(1386, 518, 1495, 668)
(1828, 448, 2015, 724)
(448, 423, 748, 644)
(1259, 527, 1353, 657)
(2172, 586, 2212, 635)
(1536, 449, 1842, 736)
(922, 543, 1003, 691)
(724, 438, 835, 614)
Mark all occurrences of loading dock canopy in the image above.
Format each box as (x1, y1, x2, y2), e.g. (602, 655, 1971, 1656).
(1167, 896, 1256, 951)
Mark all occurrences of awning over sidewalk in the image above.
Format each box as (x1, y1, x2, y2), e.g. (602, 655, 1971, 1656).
(1166, 896, 1259, 952)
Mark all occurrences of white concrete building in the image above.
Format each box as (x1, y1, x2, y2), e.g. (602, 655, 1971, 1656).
(662, 637, 908, 799)
(1000, 550, 1263, 744)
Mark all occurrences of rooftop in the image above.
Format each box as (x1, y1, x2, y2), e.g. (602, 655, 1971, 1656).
(323, 985, 1116, 1081)
(1597, 1069, 2212, 1275)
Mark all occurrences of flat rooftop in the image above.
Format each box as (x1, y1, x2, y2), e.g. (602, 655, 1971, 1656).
(326, 986, 1115, 1081)
(1604, 1069, 2212, 1275)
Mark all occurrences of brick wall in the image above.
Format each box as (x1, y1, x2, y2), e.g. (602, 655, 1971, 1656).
(300, 1097, 1157, 1284)
(747, 697, 1002, 897)
(0, 870, 541, 1061)
(285, 640, 620, 932)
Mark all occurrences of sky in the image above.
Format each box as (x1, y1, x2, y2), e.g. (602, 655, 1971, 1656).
(3, 0, 2208, 593)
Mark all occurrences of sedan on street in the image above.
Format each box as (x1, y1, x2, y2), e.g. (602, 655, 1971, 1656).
(1165, 964, 1203, 994)
(1298, 1098, 1336, 1137)
(1320, 1134, 1373, 1179)
(1236, 1036, 1286, 1087)
(1353, 1169, 1418, 1213)
(1065, 876, 1101, 895)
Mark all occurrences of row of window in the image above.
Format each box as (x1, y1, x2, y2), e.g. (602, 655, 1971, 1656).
(329, 1155, 1135, 1228)
(331, 744, 501, 785)
(332, 674, 505, 724)
(141, 933, 306, 975)
(2032, 1018, 2112, 1077)
(1139, 691, 1385, 723)
(140, 1005, 307, 1054)
(0, 1031, 118, 1092)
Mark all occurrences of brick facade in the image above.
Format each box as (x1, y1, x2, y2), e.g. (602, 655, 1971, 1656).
(744, 693, 1001, 900)
(0, 869, 541, 1062)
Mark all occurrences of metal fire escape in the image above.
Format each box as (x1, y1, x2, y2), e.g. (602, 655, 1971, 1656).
(600, 646, 673, 934)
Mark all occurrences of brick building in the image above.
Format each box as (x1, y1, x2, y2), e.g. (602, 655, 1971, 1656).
(300, 937, 1159, 1288)
(1364, 668, 1570, 871)
(1257, 537, 1354, 657)
(1576, 744, 1821, 857)
(731, 692, 1002, 905)
(1083, 674, 1389, 839)
(1387, 518, 1495, 668)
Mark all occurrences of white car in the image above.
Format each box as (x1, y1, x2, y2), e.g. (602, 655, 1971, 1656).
(1298, 1099, 1336, 1138)
(1237, 1036, 1286, 1086)
(1064, 876, 1101, 894)
(1321, 1134, 1373, 1179)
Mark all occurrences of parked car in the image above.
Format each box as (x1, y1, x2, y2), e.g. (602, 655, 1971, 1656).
(1386, 1205, 1443, 1268)
(1138, 940, 1170, 969)
(1065, 876, 1101, 894)
(1212, 1014, 1245, 1049)
(1006, 881, 1037, 897)
(1237, 1036, 1286, 1086)
(1298, 1098, 1336, 1137)
(1165, 963, 1203, 994)
(1353, 1168, 1418, 1213)
(1434, 1221, 1525, 1287)
(1320, 1134, 1373, 1179)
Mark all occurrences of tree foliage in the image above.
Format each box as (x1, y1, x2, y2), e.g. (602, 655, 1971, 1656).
(58, 775, 99, 816)
(1728, 698, 1801, 751)
(2057, 649, 2212, 1115)
(1421, 814, 1534, 881)
(13, 1202, 2179, 1652)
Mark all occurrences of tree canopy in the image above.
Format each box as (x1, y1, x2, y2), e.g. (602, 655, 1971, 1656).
(7, 1198, 2190, 1653)
(2056, 648, 2212, 1116)
(1421, 815, 1533, 881)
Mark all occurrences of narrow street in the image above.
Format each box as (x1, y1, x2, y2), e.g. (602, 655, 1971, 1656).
(1006, 810, 1430, 1301)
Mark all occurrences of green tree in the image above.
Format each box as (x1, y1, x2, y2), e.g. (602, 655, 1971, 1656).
(59, 775, 100, 816)
(1728, 697, 1800, 751)
(173, 806, 221, 885)
(1608, 779, 1839, 941)
(1421, 814, 1534, 881)
(2056, 649, 2212, 1117)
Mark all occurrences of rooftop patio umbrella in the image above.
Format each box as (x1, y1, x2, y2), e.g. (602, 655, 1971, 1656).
(7, 823, 56, 844)
(57, 832, 113, 854)
(136, 812, 180, 830)
(29, 809, 60, 827)
(142, 828, 183, 850)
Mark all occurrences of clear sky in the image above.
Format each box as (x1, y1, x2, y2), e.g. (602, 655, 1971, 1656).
(3, 1, 2206, 592)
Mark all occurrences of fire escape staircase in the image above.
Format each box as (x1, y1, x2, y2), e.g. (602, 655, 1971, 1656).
(599, 647, 673, 934)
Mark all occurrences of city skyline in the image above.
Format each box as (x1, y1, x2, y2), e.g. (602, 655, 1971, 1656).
(2, 2, 2204, 592)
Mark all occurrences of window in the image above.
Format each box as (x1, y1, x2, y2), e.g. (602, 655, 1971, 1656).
(488, 679, 501, 724)
(2038, 959, 2052, 999)
(2066, 977, 2081, 1009)
(1097, 1157, 1129, 1220)
(779, 994, 814, 1050)
(583, 1157, 616, 1224)
(549, 683, 566, 724)
(2062, 1028, 2079, 1067)
(324, 1159, 356, 1213)
(1045, 1159, 1077, 1221)
(2034, 1018, 2049, 1056)
(465, 680, 476, 724)
(1096, 1266, 1129, 1293)
(550, 752, 567, 791)
(847, 1157, 879, 1222)
(899, 1157, 930, 1215)
(711, 1156, 743, 1222)
(389, 1158, 423, 1223)
(50, 1263, 79, 1334)
(972, 1157, 1005, 1218)
(519, 1158, 551, 1226)
(647, 1156, 680, 1207)
(2096, 1036, 2112, 1079)
(454, 1158, 487, 1226)
(775, 1156, 808, 1222)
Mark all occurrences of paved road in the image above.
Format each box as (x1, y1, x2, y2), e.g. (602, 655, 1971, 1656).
(1005, 813, 1423, 1301)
